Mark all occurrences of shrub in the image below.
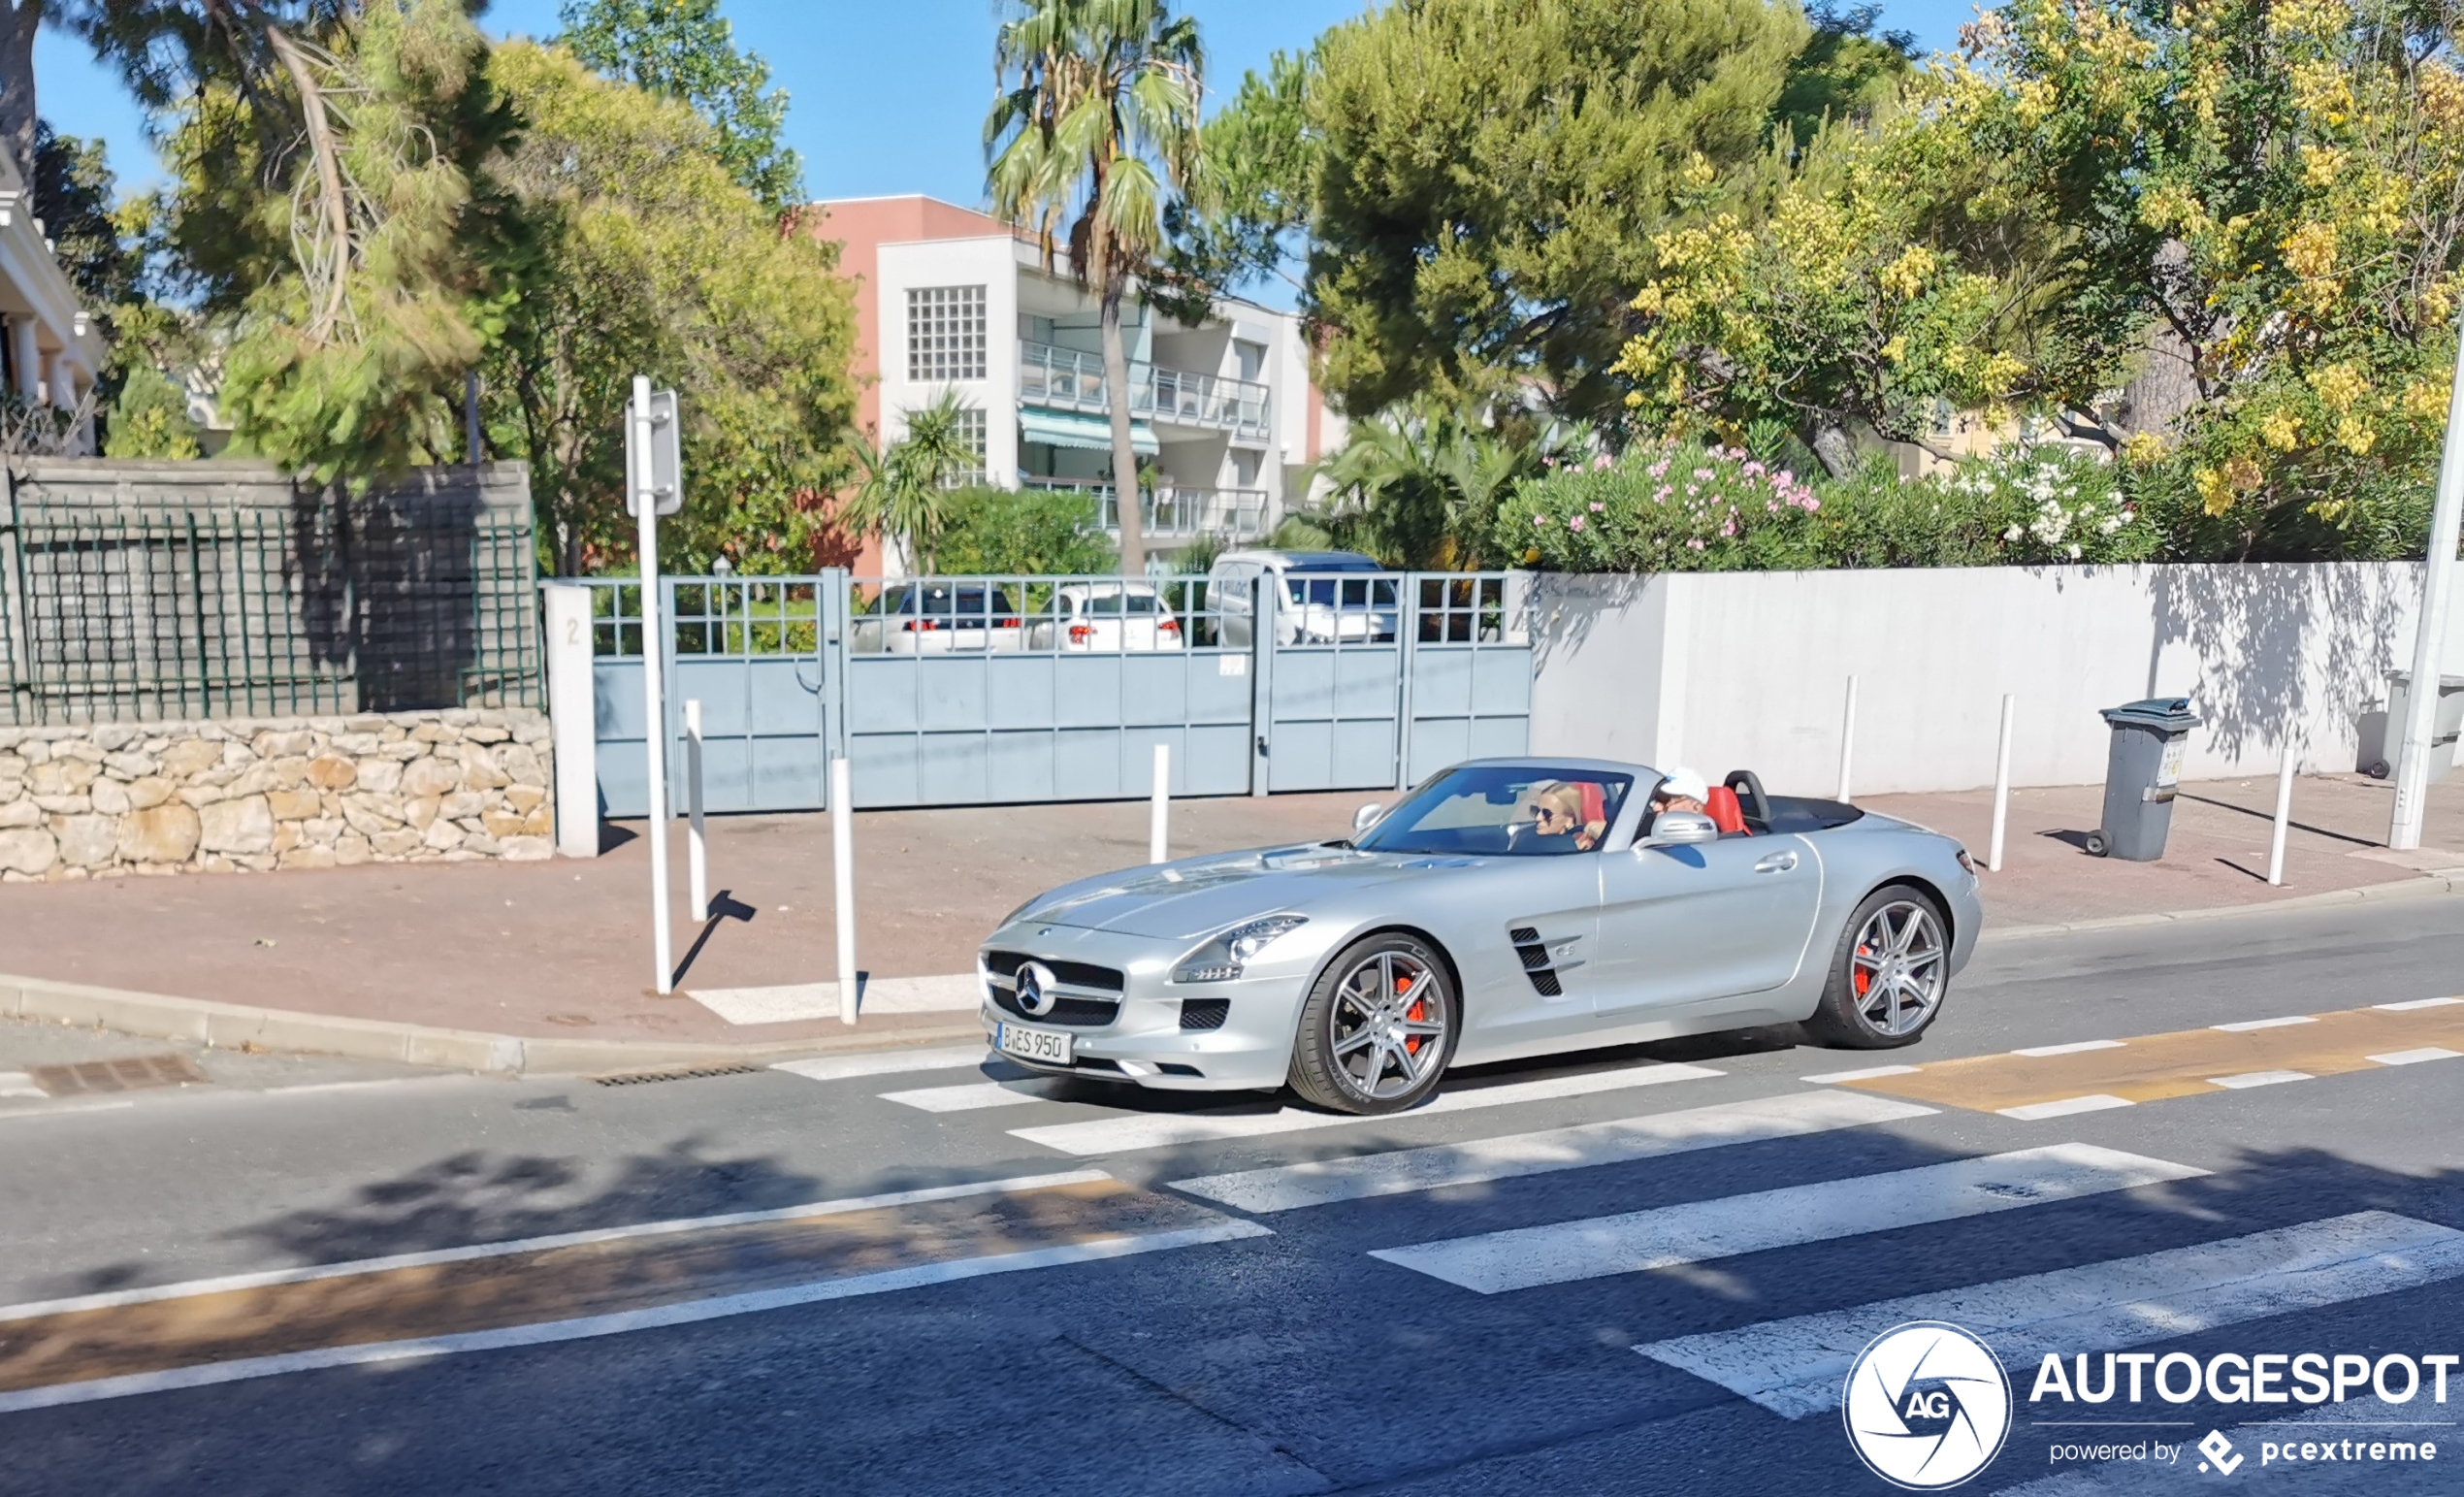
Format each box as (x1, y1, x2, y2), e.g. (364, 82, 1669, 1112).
(932, 486, 1118, 575)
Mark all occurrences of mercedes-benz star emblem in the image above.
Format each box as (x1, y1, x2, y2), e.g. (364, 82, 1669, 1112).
(1016, 960, 1060, 1017)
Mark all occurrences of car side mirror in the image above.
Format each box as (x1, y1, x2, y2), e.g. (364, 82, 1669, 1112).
(1352, 801, 1384, 833)
(1641, 809, 1719, 848)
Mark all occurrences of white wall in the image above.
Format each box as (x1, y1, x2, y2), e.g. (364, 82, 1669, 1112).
(1531, 563, 2464, 795)
(873, 237, 1020, 483)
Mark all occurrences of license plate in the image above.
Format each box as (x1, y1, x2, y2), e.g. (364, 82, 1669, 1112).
(994, 1022, 1073, 1065)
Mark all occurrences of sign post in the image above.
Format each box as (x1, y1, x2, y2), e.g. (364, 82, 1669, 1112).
(2393, 320, 2464, 850)
(628, 376, 683, 993)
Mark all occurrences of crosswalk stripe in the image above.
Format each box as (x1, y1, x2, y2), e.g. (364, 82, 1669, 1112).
(769, 1047, 989, 1084)
(1169, 1091, 1936, 1214)
(1996, 1094, 2133, 1121)
(2214, 1016, 2316, 1032)
(2377, 996, 2464, 1011)
(2012, 1040, 2125, 1058)
(1008, 1061, 1726, 1156)
(1367, 1143, 2206, 1293)
(2208, 1070, 2311, 1089)
(1799, 1064, 1919, 1084)
(1636, 1211, 2464, 1418)
(879, 1081, 1058, 1113)
(2369, 1047, 2461, 1066)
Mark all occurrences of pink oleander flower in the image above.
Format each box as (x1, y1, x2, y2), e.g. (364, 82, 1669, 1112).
(1654, 486, 1673, 503)
(1569, 514, 1586, 532)
(1775, 471, 1795, 487)
(1721, 519, 1736, 537)
(1803, 497, 1821, 513)
(1686, 537, 1705, 550)
(1592, 454, 1611, 471)
(1588, 502, 1605, 512)
(1647, 460, 1670, 479)
(1743, 461, 1766, 478)
(1532, 514, 1549, 526)
(1693, 468, 1715, 481)
(1767, 501, 1779, 513)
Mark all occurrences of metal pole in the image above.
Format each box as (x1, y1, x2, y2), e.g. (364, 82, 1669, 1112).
(685, 697, 708, 921)
(464, 370, 483, 465)
(832, 755, 858, 1025)
(2268, 728, 2298, 887)
(2393, 313, 2464, 850)
(1989, 694, 2015, 873)
(633, 376, 673, 995)
(1150, 741, 1171, 863)
(1836, 674, 1859, 802)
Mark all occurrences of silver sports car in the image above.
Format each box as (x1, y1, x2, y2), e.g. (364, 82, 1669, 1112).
(978, 758, 1984, 1116)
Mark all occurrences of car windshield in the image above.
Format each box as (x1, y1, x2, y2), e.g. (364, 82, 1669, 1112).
(881, 585, 1018, 620)
(1075, 588, 1160, 616)
(1354, 765, 1633, 857)
(1284, 576, 1399, 607)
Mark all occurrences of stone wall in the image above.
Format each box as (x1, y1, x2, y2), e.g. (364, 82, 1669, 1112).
(0, 708, 554, 880)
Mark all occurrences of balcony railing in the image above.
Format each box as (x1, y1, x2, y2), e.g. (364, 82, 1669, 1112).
(1017, 341, 1271, 439)
(1021, 476, 1269, 540)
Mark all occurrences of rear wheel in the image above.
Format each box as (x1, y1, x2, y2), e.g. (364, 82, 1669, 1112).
(1288, 933, 1458, 1114)
(1804, 885, 1951, 1049)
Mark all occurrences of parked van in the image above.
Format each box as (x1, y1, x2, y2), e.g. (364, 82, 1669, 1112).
(1208, 549, 1399, 648)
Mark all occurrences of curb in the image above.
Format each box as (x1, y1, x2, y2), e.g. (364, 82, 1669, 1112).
(0, 973, 985, 1077)
(1980, 871, 2464, 944)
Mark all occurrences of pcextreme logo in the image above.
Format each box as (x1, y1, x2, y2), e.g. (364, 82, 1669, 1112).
(1843, 1321, 2015, 1489)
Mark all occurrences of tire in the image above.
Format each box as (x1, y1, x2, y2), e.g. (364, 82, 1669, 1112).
(2083, 830, 2110, 858)
(1287, 932, 1459, 1115)
(2368, 760, 2392, 780)
(1803, 885, 1953, 1050)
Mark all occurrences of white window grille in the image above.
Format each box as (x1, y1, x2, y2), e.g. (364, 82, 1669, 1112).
(907, 286, 987, 381)
(949, 406, 988, 484)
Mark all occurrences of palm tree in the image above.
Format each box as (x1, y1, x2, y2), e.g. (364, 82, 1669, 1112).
(987, 0, 1203, 578)
(1319, 400, 1581, 569)
(845, 391, 980, 573)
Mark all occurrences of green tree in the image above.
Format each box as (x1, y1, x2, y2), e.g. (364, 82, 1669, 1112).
(95, 0, 524, 483)
(1318, 399, 1575, 569)
(101, 365, 200, 458)
(842, 390, 981, 573)
(987, 0, 1204, 578)
(557, 0, 802, 212)
(478, 40, 856, 575)
(1300, 0, 1809, 428)
(935, 485, 1117, 575)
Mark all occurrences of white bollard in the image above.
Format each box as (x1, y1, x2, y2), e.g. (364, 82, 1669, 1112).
(1836, 674, 1859, 802)
(1150, 742, 1171, 863)
(541, 583, 600, 859)
(832, 755, 857, 1025)
(684, 698, 708, 922)
(1989, 694, 2015, 873)
(2268, 732, 2298, 887)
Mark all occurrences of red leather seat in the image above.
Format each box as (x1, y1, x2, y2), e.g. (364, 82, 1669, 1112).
(1578, 781, 1606, 827)
(1704, 784, 1749, 835)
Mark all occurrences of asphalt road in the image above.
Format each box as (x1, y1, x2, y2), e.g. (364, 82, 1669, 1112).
(2, 898, 2461, 1496)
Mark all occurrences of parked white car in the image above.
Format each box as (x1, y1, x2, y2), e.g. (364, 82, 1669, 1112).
(1208, 549, 1400, 648)
(1026, 580, 1186, 653)
(853, 582, 1025, 655)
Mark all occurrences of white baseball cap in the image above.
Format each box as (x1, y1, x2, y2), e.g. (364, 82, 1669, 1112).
(1655, 766, 1710, 802)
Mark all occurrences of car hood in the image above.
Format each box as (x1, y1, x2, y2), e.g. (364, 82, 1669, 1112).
(1011, 845, 1437, 941)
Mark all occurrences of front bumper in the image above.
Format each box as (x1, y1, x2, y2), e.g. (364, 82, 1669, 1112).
(978, 922, 1308, 1091)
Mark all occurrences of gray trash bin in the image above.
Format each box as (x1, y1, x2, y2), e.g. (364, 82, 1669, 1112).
(2089, 697, 2200, 860)
(2368, 671, 2464, 783)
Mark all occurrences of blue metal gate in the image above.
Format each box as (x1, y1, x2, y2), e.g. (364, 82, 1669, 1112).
(583, 570, 1534, 813)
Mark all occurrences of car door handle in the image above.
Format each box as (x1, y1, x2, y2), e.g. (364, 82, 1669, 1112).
(1753, 851, 1799, 873)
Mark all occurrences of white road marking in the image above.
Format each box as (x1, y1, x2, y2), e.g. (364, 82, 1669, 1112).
(1367, 1143, 2206, 1294)
(1009, 1061, 1726, 1156)
(879, 1080, 1060, 1113)
(695, 974, 980, 1025)
(0, 1219, 1273, 1416)
(2012, 1040, 2126, 1058)
(1170, 1091, 1936, 1214)
(2367, 1047, 2461, 1067)
(2212, 1015, 2317, 1032)
(770, 1047, 989, 1083)
(2376, 996, 2464, 1011)
(0, 1072, 46, 1099)
(1637, 1211, 2464, 1418)
(1997, 1094, 2135, 1121)
(0, 1100, 134, 1123)
(2207, 1070, 2313, 1090)
(0, 1169, 1113, 1323)
(1798, 1064, 1920, 1084)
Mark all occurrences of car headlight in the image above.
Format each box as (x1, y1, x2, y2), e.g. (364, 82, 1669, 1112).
(1171, 915, 1308, 984)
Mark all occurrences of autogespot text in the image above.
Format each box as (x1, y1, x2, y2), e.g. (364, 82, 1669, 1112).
(2028, 1350, 2457, 1406)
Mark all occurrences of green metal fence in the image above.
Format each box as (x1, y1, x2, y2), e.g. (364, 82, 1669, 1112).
(0, 477, 542, 726)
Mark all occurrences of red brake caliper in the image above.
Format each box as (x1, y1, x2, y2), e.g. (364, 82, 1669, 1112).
(1853, 944, 1873, 996)
(1403, 979, 1426, 1055)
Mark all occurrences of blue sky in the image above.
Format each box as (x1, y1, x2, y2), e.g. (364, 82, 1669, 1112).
(33, 0, 1983, 204)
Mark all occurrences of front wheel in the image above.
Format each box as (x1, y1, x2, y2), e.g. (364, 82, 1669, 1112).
(1288, 933, 1459, 1114)
(1803, 885, 1952, 1050)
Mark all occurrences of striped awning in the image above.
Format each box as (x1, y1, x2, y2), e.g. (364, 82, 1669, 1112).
(1020, 407, 1158, 455)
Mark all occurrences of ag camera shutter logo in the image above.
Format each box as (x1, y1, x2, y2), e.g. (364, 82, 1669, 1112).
(1843, 1321, 2014, 1488)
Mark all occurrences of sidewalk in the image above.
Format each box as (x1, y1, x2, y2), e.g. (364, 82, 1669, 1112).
(1, 774, 2456, 1070)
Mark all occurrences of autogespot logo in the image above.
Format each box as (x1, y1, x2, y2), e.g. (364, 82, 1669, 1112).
(1843, 1321, 2015, 1489)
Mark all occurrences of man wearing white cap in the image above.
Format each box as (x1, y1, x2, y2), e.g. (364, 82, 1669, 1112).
(1649, 765, 1710, 819)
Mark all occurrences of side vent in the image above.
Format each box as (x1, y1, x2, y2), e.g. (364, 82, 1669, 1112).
(1509, 925, 1563, 997)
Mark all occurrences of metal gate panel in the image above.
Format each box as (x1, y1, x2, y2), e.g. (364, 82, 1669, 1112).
(1264, 571, 1406, 793)
(1402, 573, 1533, 786)
(845, 574, 1250, 808)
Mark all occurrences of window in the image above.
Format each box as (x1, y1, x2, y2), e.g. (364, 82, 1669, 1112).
(951, 406, 987, 481)
(908, 286, 987, 380)
(1231, 449, 1261, 487)
(1355, 765, 1634, 858)
(1233, 339, 1266, 382)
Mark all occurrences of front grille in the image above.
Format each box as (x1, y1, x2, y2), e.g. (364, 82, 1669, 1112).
(982, 951, 1125, 992)
(1179, 998, 1230, 1031)
(989, 986, 1119, 1027)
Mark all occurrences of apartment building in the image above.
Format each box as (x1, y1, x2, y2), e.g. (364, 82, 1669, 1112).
(0, 145, 105, 452)
(805, 195, 1343, 563)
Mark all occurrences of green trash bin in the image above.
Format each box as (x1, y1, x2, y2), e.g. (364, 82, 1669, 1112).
(2088, 697, 2200, 861)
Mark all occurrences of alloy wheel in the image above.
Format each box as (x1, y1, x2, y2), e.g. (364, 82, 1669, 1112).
(1327, 951, 1447, 1100)
(1849, 900, 1948, 1038)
